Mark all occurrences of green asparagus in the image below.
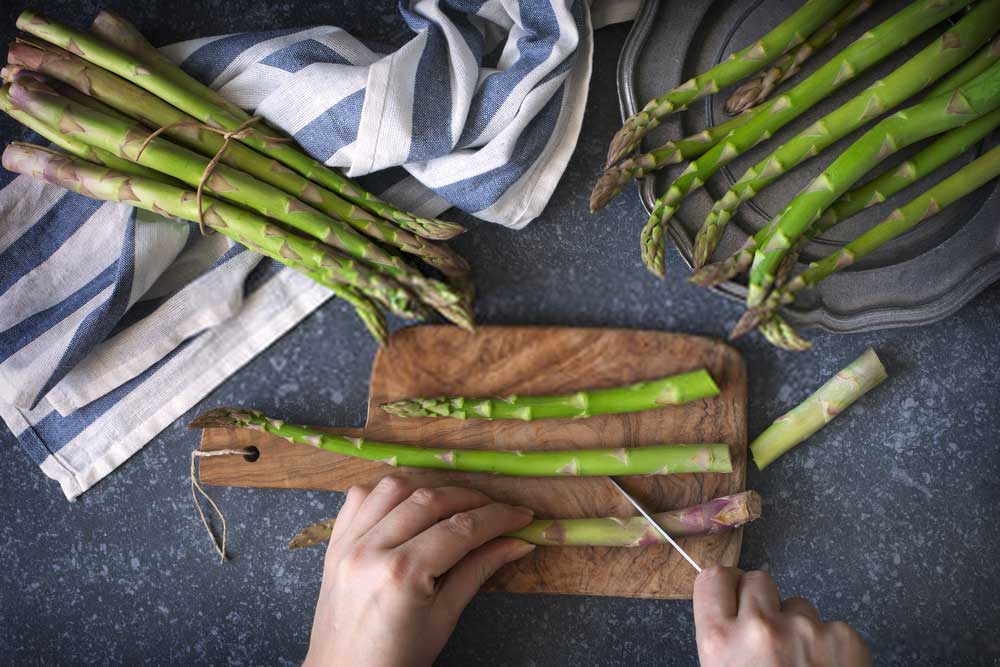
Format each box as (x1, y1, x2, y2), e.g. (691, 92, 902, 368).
(747, 59, 1000, 306)
(737, 144, 1000, 336)
(605, 0, 853, 167)
(689, 107, 1000, 289)
(6, 41, 470, 279)
(288, 491, 762, 549)
(189, 407, 734, 476)
(18, 9, 466, 242)
(380, 368, 720, 420)
(1, 143, 417, 328)
(724, 0, 873, 115)
(758, 316, 813, 351)
(751, 348, 886, 469)
(694, 0, 1000, 268)
(640, 0, 969, 277)
(925, 33, 1000, 98)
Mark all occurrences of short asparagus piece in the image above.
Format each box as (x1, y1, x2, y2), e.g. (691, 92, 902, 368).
(380, 369, 720, 420)
(1, 143, 402, 336)
(640, 0, 970, 277)
(19, 9, 466, 242)
(689, 107, 1000, 289)
(725, 0, 873, 115)
(751, 348, 886, 469)
(604, 0, 854, 167)
(189, 407, 733, 476)
(747, 59, 1000, 306)
(288, 491, 762, 549)
(758, 316, 813, 352)
(694, 0, 1000, 268)
(737, 144, 1000, 336)
(6, 77, 473, 322)
(5, 41, 470, 279)
(589, 103, 769, 213)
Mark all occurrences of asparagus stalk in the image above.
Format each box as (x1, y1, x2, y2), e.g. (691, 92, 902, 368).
(925, 33, 1000, 98)
(693, 1, 1000, 268)
(1, 143, 410, 332)
(18, 9, 466, 242)
(380, 369, 720, 420)
(758, 315, 813, 352)
(751, 348, 886, 469)
(689, 107, 1000, 289)
(189, 407, 734, 476)
(604, 0, 853, 168)
(640, 0, 970, 277)
(6, 77, 477, 324)
(725, 0, 873, 115)
(747, 59, 1000, 306)
(589, 102, 770, 213)
(287, 491, 762, 549)
(5, 41, 470, 279)
(737, 144, 1000, 336)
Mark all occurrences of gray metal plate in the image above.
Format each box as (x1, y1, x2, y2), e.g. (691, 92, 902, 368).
(617, 0, 1000, 333)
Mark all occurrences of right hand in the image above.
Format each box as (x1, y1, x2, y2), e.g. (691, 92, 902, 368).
(693, 566, 871, 667)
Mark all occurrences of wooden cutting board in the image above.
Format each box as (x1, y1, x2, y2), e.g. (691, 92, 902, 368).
(199, 325, 747, 599)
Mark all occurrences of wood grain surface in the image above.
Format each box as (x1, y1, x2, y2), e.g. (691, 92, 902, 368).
(199, 325, 747, 599)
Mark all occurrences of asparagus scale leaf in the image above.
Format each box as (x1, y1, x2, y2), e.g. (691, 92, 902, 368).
(694, 0, 1000, 268)
(751, 348, 887, 469)
(189, 407, 733, 477)
(288, 491, 762, 549)
(640, 0, 970, 277)
(747, 59, 1000, 306)
(605, 0, 854, 167)
(380, 369, 720, 420)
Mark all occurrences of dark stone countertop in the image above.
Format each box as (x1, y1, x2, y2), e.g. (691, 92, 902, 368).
(1, 1, 998, 665)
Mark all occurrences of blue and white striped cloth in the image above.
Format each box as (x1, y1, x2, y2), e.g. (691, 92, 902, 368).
(0, 0, 637, 499)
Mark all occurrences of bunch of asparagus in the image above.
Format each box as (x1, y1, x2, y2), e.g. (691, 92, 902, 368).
(596, 0, 1000, 349)
(0, 11, 475, 344)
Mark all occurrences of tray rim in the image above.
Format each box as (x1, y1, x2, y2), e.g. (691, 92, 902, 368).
(616, 0, 1000, 334)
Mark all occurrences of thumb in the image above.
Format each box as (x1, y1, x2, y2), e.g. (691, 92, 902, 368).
(436, 538, 535, 618)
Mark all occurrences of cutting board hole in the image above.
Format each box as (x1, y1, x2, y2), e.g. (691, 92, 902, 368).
(243, 446, 260, 463)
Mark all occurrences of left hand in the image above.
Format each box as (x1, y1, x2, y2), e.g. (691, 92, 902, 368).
(303, 476, 536, 667)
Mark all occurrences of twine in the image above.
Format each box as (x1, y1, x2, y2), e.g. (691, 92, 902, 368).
(135, 116, 290, 235)
(190, 447, 256, 563)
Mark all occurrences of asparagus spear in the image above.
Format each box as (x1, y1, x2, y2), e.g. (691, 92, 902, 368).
(758, 315, 813, 352)
(589, 102, 770, 213)
(725, 0, 873, 115)
(380, 369, 720, 420)
(604, 0, 854, 168)
(737, 144, 1000, 336)
(6, 77, 477, 324)
(751, 348, 886, 469)
(18, 9, 466, 242)
(924, 33, 1000, 98)
(689, 107, 1000, 289)
(747, 59, 1000, 306)
(694, 1, 1000, 268)
(189, 407, 734, 476)
(1, 143, 418, 328)
(5, 41, 470, 279)
(640, 0, 970, 277)
(288, 491, 762, 549)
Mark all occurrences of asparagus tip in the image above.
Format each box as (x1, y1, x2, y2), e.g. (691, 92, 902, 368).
(189, 407, 261, 429)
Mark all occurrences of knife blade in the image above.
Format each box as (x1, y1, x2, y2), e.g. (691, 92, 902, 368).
(606, 477, 702, 573)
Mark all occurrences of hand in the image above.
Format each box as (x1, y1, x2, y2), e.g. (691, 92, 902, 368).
(694, 567, 871, 667)
(303, 476, 536, 667)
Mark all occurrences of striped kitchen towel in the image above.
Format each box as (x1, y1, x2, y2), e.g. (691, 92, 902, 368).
(0, 0, 638, 499)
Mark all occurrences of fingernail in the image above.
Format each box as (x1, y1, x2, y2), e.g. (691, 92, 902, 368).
(508, 541, 536, 559)
(514, 505, 535, 517)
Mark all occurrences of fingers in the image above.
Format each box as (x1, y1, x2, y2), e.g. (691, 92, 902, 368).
(737, 570, 781, 616)
(365, 486, 493, 548)
(694, 566, 742, 626)
(401, 502, 535, 578)
(329, 484, 372, 544)
(781, 596, 820, 621)
(435, 538, 535, 619)
(343, 475, 418, 540)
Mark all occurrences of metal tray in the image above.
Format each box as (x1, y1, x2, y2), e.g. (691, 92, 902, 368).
(617, 0, 1000, 333)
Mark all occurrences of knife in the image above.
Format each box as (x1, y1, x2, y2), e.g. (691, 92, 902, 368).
(606, 477, 702, 573)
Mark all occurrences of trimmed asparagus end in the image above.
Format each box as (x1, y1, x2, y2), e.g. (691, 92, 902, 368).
(288, 518, 336, 549)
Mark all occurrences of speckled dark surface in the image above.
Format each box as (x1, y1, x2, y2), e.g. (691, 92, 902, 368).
(1, 2, 999, 665)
